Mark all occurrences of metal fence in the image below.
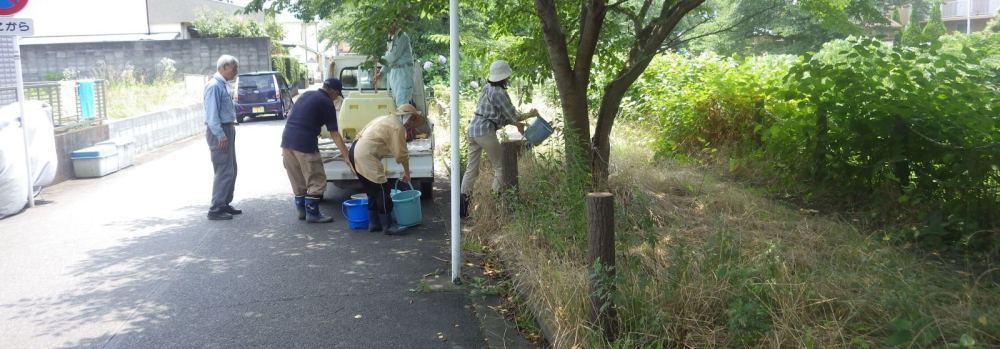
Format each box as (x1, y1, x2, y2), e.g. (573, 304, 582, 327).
(23, 80, 107, 130)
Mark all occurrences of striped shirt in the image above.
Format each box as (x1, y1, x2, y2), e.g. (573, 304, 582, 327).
(466, 84, 519, 138)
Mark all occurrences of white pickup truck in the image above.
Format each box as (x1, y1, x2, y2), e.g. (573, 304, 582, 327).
(318, 55, 434, 199)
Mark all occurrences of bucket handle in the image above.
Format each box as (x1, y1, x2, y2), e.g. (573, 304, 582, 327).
(393, 179, 414, 192)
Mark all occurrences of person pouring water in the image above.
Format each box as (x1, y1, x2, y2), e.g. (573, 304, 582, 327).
(460, 60, 538, 218)
(349, 103, 426, 235)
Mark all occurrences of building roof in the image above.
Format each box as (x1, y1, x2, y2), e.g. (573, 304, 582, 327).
(20, 33, 180, 45)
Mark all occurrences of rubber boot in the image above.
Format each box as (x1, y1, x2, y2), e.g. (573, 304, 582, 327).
(460, 193, 470, 218)
(294, 196, 306, 220)
(380, 213, 408, 235)
(304, 196, 334, 223)
(368, 210, 382, 232)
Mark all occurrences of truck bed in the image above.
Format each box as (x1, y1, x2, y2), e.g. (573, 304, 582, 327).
(318, 137, 435, 181)
(317, 138, 433, 161)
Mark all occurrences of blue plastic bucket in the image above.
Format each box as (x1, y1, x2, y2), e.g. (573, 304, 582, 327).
(342, 198, 369, 230)
(391, 181, 422, 227)
(523, 115, 553, 146)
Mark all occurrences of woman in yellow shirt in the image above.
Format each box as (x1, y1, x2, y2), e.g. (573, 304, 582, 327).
(349, 104, 425, 235)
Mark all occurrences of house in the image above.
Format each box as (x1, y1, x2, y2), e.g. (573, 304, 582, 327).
(277, 13, 347, 81)
(939, 0, 1000, 32)
(17, 0, 261, 45)
(898, 0, 1000, 33)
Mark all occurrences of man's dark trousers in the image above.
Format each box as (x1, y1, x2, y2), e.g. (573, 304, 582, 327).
(208, 124, 237, 212)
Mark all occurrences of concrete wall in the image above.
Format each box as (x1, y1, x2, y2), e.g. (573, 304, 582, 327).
(52, 102, 204, 184)
(20, 38, 271, 82)
(108, 103, 204, 154)
(53, 125, 110, 184)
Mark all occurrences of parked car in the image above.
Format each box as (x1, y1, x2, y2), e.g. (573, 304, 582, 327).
(233, 72, 294, 122)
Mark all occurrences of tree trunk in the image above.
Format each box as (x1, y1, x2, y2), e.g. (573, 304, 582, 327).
(586, 192, 616, 341)
(534, 0, 594, 181)
(591, 55, 656, 190)
(501, 140, 523, 193)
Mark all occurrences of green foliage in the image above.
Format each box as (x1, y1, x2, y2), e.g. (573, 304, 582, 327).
(631, 35, 999, 251)
(783, 37, 998, 250)
(899, 0, 941, 47)
(941, 31, 1000, 85)
(989, 7, 1000, 33)
(156, 58, 177, 83)
(623, 53, 795, 156)
(193, 10, 286, 55)
(901, 20, 930, 46)
(271, 55, 307, 85)
(249, 1, 453, 64)
(508, 129, 592, 256)
(42, 71, 64, 81)
(689, 0, 910, 55)
(922, 4, 947, 43)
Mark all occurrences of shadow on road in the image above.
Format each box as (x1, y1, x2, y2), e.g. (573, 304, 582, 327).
(2, 193, 475, 348)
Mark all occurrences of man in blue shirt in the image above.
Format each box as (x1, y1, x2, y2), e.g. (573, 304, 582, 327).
(281, 78, 352, 223)
(204, 55, 240, 221)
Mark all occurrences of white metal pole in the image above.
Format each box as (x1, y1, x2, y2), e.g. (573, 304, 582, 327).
(14, 36, 33, 208)
(449, 0, 462, 284)
(967, 0, 973, 34)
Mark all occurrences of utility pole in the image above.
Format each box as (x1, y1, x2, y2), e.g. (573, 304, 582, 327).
(967, 0, 972, 34)
(145, 0, 151, 35)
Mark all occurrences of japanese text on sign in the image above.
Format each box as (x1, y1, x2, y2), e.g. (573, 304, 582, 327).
(0, 18, 33, 36)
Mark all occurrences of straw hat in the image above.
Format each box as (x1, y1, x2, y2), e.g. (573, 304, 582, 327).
(393, 103, 422, 116)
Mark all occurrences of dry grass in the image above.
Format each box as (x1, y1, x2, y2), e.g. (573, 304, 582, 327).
(107, 81, 200, 119)
(463, 122, 1000, 348)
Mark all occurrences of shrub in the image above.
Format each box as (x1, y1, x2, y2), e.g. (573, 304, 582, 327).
(782, 37, 998, 250)
(627, 36, 999, 252)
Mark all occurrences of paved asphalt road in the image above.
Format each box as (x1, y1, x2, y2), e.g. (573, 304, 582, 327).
(0, 116, 483, 348)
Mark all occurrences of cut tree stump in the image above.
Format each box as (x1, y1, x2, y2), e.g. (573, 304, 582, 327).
(586, 192, 617, 341)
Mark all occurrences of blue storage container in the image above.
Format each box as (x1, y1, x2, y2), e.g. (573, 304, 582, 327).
(70, 145, 118, 178)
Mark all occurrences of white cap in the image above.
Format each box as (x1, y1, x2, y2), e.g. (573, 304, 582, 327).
(488, 60, 512, 82)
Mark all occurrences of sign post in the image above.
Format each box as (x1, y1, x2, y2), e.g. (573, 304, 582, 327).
(0, 0, 28, 16)
(2, 0, 33, 207)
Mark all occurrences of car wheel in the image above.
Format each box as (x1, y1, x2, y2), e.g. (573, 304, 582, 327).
(420, 180, 433, 201)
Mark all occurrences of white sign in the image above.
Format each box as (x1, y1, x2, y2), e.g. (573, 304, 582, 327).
(0, 18, 32, 36)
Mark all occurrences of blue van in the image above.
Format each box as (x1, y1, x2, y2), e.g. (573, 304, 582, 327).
(234, 72, 294, 122)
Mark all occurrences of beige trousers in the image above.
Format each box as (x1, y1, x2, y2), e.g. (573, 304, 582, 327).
(282, 148, 327, 197)
(461, 133, 503, 195)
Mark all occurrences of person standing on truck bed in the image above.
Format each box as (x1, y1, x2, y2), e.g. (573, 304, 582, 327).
(205, 55, 242, 221)
(349, 104, 425, 235)
(375, 19, 415, 109)
(460, 60, 538, 218)
(281, 78, 353, 223)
